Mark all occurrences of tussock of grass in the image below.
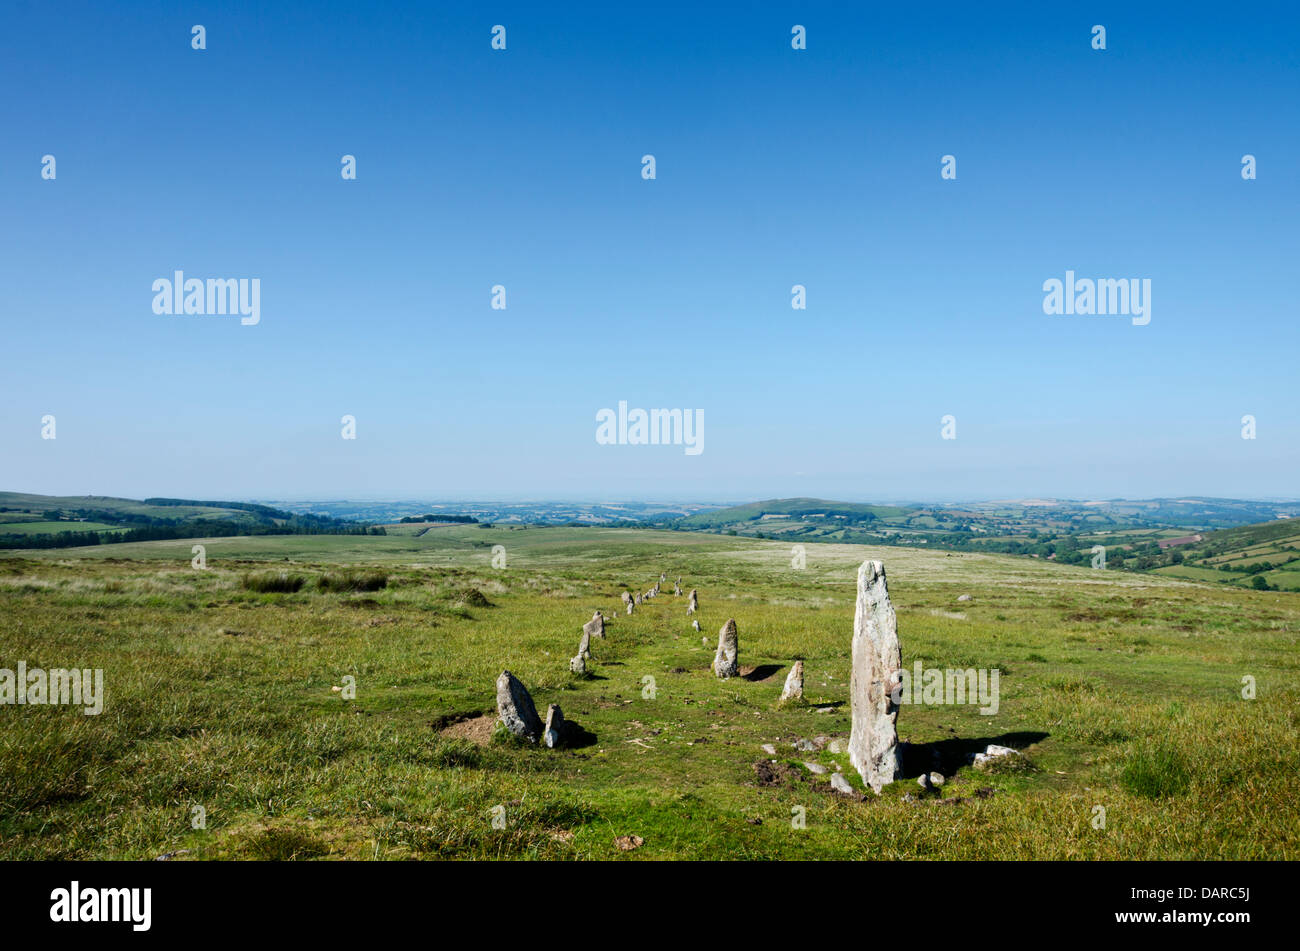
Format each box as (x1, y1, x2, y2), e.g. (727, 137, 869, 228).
(1120, 745, 1191, 798)
(241, 572, 305, 593)
(316, 570, 388, 593)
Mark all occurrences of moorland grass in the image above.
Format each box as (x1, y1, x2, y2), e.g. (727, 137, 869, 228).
(1, 527, 1297, 859)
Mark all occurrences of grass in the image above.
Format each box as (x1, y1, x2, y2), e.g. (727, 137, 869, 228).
(1, 526, 1297, 859)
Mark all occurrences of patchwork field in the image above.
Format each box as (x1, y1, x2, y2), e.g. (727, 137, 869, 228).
(1, 527, 1297, 859)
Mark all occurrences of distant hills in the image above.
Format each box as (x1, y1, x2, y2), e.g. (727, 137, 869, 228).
(0, 492, 381, 550)
(3, 491, 1295, 591)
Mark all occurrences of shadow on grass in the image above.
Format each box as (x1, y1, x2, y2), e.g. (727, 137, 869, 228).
(901, 730, 1049, 778)
(559, 719, 598, 750)
(743, 664, 785, 682)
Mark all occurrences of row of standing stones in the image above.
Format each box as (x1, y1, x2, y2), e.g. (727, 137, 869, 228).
(493, 561, 1017, 791)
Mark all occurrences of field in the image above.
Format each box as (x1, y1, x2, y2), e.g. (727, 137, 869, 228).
(1, 526, 1297, 859)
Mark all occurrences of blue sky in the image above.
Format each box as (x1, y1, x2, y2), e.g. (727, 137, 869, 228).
(2, 1, 1296, 502)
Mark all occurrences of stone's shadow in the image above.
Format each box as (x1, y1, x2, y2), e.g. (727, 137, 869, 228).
(742, 664, 785, 682)
(814, 700, 846, 710)
(558, 720, 598, 750)
(900, 730, 1049, 779)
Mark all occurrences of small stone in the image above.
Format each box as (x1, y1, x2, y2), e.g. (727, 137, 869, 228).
(761, 743, 777, 755)
(804, 761, 828, 775)
(957, 594, 972, 602)
(569, 653, 586, 675)
(929, 771, 945, 787)
(812, 735, 829, 750)
(827, 738, 846, 754)
(971, 744, 1019, 766)
(692, 619, 701, 631)
(793, 738, 816, 752)
(712, 618, 740, 679)
(626, 601, 634, 615)
(543, 703, 566, 748)
(496, 670, 543, 741)
(614, 834, 644, 851)
(780, 660, 804, 704)
(829, 773, 856, 796)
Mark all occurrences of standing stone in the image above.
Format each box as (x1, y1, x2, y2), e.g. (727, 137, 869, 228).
(634, 593, 642, 605)
(543, 704, 566, 749)
(687, 589, 698, 614)
(622, 591, 632, 605)
(848, 560, 902, 793)
(569, 652, 587, 675)
(780, 660, 804, 704)
(584, 611, 605, 641)
(712, 618, 740, 679)
(660, 572, 666, 583)
(691, 619, 700, 632)
(496, 670, 543, 741)
(674, 583, 682, 596)
(626, 600, 634, 615)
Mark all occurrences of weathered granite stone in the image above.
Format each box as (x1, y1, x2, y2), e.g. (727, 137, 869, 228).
(569, 653, 586, 675)
(848, 560, 902, 794)
(803, 761, 828, 775)
(687, 589, 698, 613)
(622, 591, 633, 604)
(543, 703, 566, 749)
(584, 611, 605, 641)
(829, 772, 856, 796)
(956, 594, 972, 602)
(634, 593, 642, 605)
(972, 744, 1019, 767)
(761, 743, 778, 756)
(626, 600, 634, 615)
(780, 660, 804, 704)
(712, 618, 740, 678)
(691, 619, 701, 631)
(496, 670, 542, 741)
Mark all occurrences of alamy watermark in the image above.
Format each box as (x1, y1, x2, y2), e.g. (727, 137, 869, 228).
(596, 401, 703, 455)
(1042, 270, 1150, 326)
(887, 663, 1000, 715)
(1, 663, 104, 715)
(152, 271, 260, 325)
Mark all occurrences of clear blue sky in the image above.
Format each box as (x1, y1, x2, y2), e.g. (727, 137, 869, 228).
(2, 1, 1296, 502)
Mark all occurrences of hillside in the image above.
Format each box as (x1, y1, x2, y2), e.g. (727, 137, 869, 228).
(1, 525, 1296, 860)
(0, 492, 378, 550)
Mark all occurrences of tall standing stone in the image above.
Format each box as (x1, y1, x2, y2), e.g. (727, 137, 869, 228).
(780, 660, 804, 704)
(584, 611, 605, 640)
(848, 560, 902, 793)
(496, 670, 543, 741)
(712, 618, 740, 679)
(687, 589, 698, 614)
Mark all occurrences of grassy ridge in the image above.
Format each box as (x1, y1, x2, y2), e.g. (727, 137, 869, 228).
(1, 527, 1296, 859)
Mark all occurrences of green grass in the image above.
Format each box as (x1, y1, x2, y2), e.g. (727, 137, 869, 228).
(1, 527, 1297, 859)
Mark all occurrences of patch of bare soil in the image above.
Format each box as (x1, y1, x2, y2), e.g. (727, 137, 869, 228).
(438, 713, 496, 746)
(753, 759, 803, 788)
